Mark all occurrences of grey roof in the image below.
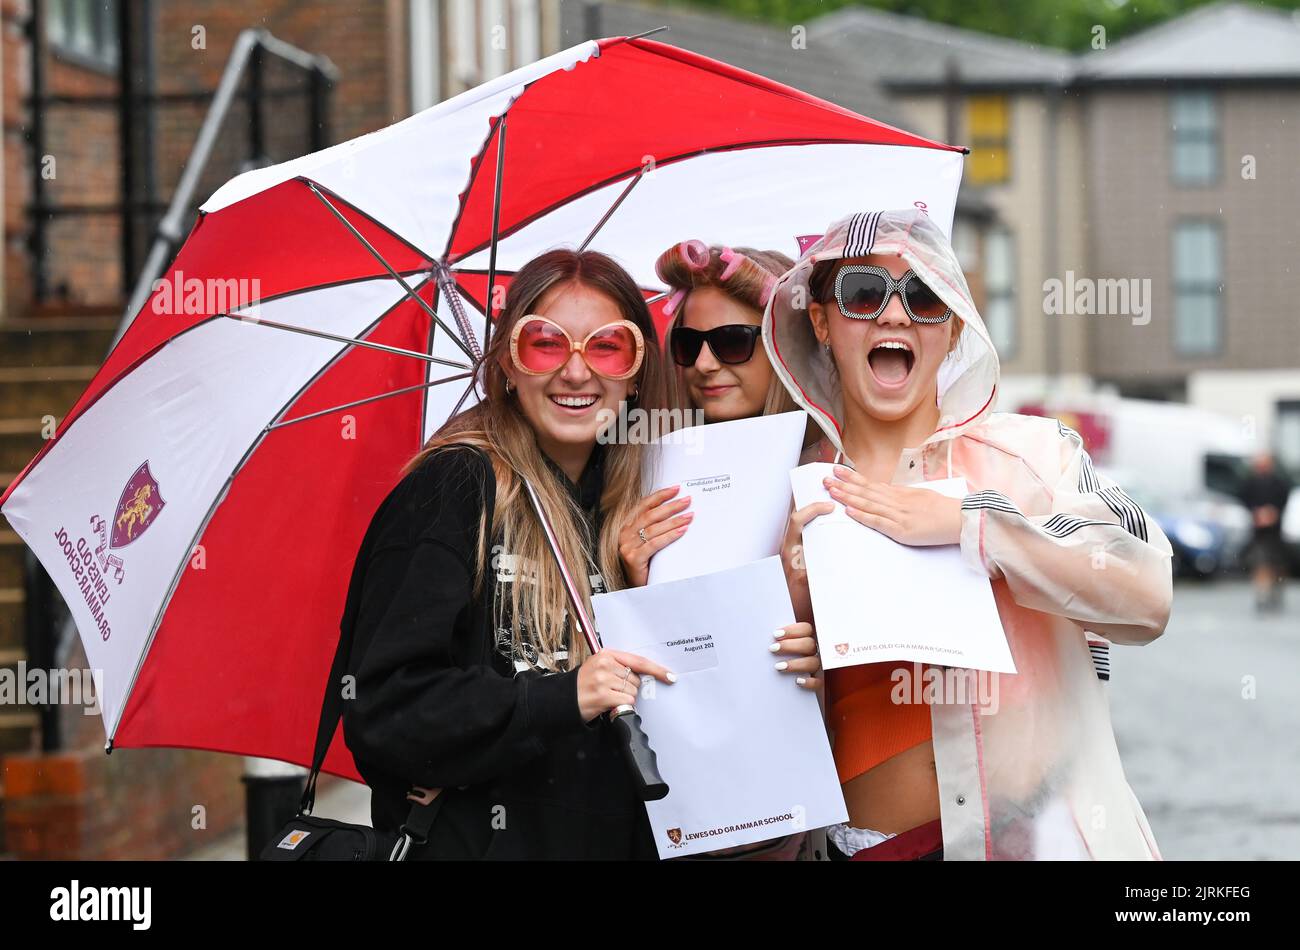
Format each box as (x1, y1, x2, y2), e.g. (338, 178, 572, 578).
(1075, 1, 1300, 82)
(808, 4, 1074, 88)
(557, 0, 911, 129)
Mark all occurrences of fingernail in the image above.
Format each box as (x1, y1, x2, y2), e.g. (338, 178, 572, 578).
(683, 512, 695, 520)
(667, 672, 678, 684)
(773, 630, 785, 640)
(768, 642, 780, 653)
(796, 677, 808, 686)
(775, 661, 788, 671)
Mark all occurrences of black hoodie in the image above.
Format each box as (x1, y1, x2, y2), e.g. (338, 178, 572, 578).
(339, 442, 656, 859)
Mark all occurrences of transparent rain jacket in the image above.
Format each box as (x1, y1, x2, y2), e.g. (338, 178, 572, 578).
(763, 209, 1174, 859)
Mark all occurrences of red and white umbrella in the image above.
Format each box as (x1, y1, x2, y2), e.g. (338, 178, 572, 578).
(0, 36, 964, 780)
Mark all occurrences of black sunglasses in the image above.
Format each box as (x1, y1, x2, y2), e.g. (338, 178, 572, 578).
(670, 324, 763, 367)
(832, 265, 953, 324)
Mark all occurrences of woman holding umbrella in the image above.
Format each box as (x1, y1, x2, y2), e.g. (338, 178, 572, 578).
(340, 248, 677, 859)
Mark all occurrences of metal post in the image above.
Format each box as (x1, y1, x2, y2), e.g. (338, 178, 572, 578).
(247, 41, 265, 166)
(309, 65, 330, 151)
(117, 0, 138, 298)
(242, 757, 307, 860)
(27, 0, 49, 302)
(23, 549, 59, 752)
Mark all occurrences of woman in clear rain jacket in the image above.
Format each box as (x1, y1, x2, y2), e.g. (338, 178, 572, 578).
(765, 208, 1174, 860)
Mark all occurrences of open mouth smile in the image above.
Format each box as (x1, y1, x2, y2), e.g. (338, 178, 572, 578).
(866, 339, 915, 389)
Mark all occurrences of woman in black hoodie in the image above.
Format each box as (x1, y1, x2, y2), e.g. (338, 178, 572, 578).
(341, 249, 674, 859)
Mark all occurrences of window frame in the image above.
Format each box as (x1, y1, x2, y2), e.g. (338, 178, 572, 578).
(1171, 217, 1225, 359)
(966, 93, 1012, 186)
(981, 224, 1017, 359)
(46, 0, 120, 73)
(1169, 88, 1220, 188)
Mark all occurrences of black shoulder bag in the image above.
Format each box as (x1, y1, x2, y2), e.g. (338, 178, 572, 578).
(260, 448, 498, 861)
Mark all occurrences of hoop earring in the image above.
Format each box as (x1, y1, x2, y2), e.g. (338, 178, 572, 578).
(504, 378, 515, 394)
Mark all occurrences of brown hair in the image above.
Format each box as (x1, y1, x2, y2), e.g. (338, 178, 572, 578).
(655, 241, 797, 418)
(404, 249, 666, 668)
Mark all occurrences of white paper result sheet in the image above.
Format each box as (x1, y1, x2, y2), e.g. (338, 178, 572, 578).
(789, 463, 1016, 674)
(591, 556, 847, 858)
(642, 411, 807, 586)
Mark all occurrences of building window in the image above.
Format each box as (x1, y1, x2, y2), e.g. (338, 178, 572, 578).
(511, 0, 541, 70)
(1172, 220, 1223, 356)
(966, 95, 1010, 185)
(1170, 90, 1218, 186)
(46, 0, 119, 69)
(983, 226, 1016, 357)
(449, 0, 481, 92)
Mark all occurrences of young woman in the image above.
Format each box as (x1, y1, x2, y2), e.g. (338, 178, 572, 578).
(339, 249, 678, 860)
(618, 240, 800, 588)
(766, 208, 1174, 860)
(618, 240, 820, 861)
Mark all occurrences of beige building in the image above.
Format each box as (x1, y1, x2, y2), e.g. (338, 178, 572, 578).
(807, 2, 1300, 467)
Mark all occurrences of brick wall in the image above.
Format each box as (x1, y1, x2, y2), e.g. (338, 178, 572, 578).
(3, 0, 404, 320)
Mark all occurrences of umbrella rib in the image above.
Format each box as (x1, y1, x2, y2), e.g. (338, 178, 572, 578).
(105, 287, 442, 746)
(305, 180, 478, 362)
(483, 111, 507, 350)
(265, 373, 476, 431)
(577, 167, 646, 253)
(219, 311, 472, 371)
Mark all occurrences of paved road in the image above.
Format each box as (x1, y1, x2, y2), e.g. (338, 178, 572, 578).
(1109, 577, 1298, 860)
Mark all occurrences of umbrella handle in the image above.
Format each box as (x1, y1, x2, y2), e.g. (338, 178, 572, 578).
(610, 704, 669, 801)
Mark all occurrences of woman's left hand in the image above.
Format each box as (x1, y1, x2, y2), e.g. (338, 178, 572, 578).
(771, 621, 821, 692)
(824, 465, 962, 546)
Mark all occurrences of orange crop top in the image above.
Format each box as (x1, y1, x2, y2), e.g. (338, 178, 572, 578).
(827, 662, 933, 784)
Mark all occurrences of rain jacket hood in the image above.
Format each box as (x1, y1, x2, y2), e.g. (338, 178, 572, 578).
(765, 209, 1175, 860)
(764, 208, 998, 457)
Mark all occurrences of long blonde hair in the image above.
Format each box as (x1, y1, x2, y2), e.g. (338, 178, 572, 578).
(402, 250, 665, 670)
(656, 242, 797, 421)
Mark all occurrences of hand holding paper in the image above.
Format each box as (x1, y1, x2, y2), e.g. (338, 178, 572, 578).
(789, 463, 1016, 674)
(823, 464, 964, 546)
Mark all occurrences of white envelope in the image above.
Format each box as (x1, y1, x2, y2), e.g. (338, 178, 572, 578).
(789, 463, 1016, 674)
(591, 556, 846, 859)
(642, 411, 807, 585)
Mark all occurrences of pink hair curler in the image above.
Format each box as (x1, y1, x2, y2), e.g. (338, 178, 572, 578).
(718, 246, 746, 282)
(662, 288, 688, 318)
(679, 239, 710, 271)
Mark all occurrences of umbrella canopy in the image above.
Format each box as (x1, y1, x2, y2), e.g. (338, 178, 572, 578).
(0, 36, 964, 780)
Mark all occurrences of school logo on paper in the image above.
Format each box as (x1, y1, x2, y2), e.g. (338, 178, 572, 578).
(835, 643, 849, 657)
(110, 461, 166, 548)
(666, 828, 683, 846)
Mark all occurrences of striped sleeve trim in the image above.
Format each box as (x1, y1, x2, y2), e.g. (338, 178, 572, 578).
(1097, 485, 1149, 543)
(1058, 422, 1148, 542)
(963, 490, 1130, 538)
(1087, 639, 1111, 682)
